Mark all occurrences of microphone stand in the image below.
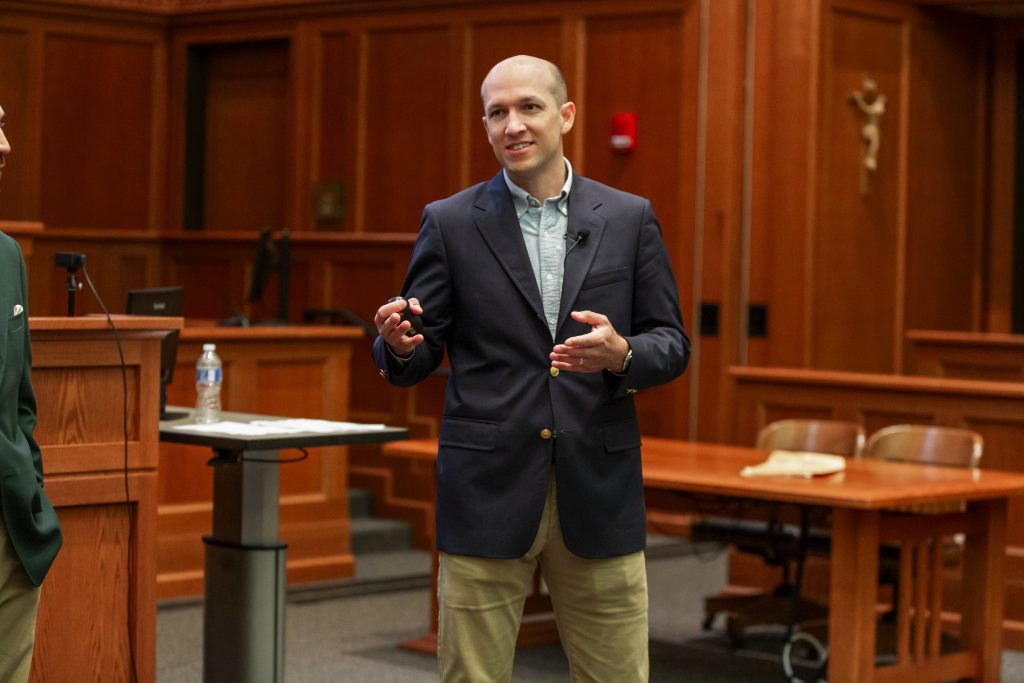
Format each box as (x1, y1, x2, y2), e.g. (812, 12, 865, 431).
(55, 252, 87, 317)
(65, 269, 81, 316)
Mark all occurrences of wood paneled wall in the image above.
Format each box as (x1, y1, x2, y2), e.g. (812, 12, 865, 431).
(0, 0, 1017, 440)
(747, 0, 991, 377)
(0, 8, 166, 228)
(4, 0, 704, 437)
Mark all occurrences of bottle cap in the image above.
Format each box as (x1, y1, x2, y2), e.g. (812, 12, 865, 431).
(203, 343, 216, 351)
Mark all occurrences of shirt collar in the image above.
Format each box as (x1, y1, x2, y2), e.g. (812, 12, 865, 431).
(503, 159, 573, 219)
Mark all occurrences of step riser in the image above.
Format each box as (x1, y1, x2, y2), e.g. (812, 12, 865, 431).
(348, 488, 374, 519)
(349, 489, 415, 554)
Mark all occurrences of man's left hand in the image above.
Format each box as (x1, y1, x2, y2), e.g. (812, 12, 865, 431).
(550, 310, 629, 373)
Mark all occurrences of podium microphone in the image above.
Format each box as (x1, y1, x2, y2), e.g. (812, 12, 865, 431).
(55, 251, 86, 316)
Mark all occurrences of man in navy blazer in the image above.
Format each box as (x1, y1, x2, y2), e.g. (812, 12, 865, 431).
(373, 56, 688, 681)
(0, 105, 62, 682)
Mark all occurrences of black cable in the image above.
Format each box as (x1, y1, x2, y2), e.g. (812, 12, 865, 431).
(81, 265, 139, 683)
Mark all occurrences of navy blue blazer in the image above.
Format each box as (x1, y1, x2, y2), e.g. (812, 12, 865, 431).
(373, 172, 689, 559)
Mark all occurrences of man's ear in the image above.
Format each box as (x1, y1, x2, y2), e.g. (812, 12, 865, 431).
(560, 101, 576, 134)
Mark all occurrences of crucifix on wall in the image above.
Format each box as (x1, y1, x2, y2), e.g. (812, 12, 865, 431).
(849, 76, 887, 196)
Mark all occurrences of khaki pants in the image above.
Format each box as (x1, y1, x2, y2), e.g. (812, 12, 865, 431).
(438, 472, 648, 682)
(0, 521, 39, 683)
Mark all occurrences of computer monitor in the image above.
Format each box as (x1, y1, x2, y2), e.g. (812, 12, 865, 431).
(245, 227, 291, 325)
(126, 286, 185, 420)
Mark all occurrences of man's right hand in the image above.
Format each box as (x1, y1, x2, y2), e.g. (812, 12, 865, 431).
(374, 297, 424, 358)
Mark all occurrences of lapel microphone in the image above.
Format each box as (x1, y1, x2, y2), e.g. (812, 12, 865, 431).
(564, 229, 590, 258)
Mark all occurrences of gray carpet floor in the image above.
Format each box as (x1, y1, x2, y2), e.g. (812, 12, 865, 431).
(157, 541, 1024, 681)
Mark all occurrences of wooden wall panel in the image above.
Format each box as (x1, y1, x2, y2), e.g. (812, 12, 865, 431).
(41, 33, 156, 229)
(699, 0, 746, 440)
(317, 32, 357, 231)
(985, 23, 1021, 332)
(202, 40, 290, 231)
(814, 6, 905, 372)
(908, 330, 1024, 381)
(583, 12, 687, 241)
(162, 247, 250, 319)
(0, 28, 32, 221)
(584, 8, 697, 439)
(904, 18, 984, 333)
(748, 0, 817, 368)
(363, 25, 455, 232)
(466, 20, 563, 187)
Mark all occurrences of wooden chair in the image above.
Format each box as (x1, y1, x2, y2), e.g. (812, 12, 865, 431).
(784, 424, 983, 672)
(695, 419, 865, 643)
(864, 423, 981, 468)
(864, 425, 982, 652)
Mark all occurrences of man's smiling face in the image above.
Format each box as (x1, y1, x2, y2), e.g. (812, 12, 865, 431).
(481, 57, 574, 194)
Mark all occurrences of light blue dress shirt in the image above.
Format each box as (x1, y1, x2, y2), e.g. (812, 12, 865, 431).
(503, 159, 574, 339)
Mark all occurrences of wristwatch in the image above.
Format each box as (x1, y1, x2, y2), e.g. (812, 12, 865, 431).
(619, 346, 633, 374)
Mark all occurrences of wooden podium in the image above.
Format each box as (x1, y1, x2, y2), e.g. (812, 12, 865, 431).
(27, 315, 181, 683)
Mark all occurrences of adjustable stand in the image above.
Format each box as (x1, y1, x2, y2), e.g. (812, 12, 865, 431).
(203, 448, 287, 683)
(157, 408, 410, 683)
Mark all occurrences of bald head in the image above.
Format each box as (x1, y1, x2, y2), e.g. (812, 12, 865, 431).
(481, 55, 567, 108)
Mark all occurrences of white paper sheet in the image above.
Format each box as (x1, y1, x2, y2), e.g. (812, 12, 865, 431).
(172, 419, 388, 436)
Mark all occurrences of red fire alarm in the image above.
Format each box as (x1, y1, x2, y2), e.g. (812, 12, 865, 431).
(611, 112, 637, 152)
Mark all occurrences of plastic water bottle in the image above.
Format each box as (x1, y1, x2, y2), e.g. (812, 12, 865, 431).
(195, 343, 223, 424)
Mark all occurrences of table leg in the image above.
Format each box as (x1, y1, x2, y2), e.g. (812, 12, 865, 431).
(960, 498, 1007, 682)
(203, 450, 287, 683)
(829, 508, 880, 683)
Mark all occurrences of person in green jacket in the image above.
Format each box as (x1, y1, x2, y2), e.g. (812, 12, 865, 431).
(0, 104, 62, 682)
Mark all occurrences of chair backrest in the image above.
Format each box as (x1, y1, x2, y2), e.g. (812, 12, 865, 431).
(755, 419, 866, 457)
(864, 424, 982, 468)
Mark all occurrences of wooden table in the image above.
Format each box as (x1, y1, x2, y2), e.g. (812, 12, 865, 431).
(642, 437, 1024, 683)
(385, 437, 1024, 682)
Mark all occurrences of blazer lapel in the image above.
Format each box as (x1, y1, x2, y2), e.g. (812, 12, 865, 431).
(473, 173, 547, 324)
(557, 177, 607, 336)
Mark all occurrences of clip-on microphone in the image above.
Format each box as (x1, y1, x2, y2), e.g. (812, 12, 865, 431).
(564, 229, 590, 258)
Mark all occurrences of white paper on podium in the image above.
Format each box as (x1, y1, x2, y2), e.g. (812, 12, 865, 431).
(172, 419, 387, 436)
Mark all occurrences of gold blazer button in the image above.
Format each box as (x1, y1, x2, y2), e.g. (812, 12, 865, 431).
(540, 428, 553, 440)
(549, 366, 559, 377)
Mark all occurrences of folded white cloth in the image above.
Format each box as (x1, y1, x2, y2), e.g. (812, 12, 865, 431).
(740, 450, 846, 478)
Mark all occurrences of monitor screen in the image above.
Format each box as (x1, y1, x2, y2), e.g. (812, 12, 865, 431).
(126, 286, 185, 420)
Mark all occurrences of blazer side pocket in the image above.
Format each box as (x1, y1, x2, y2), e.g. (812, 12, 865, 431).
(603, 420, 642, 453)
(439, 417, 499, 452)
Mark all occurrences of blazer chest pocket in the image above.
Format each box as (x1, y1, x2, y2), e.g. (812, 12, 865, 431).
(7, 309, 25, 335)
(580, 266, 630, 291)
(439, 417, 499, 452)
